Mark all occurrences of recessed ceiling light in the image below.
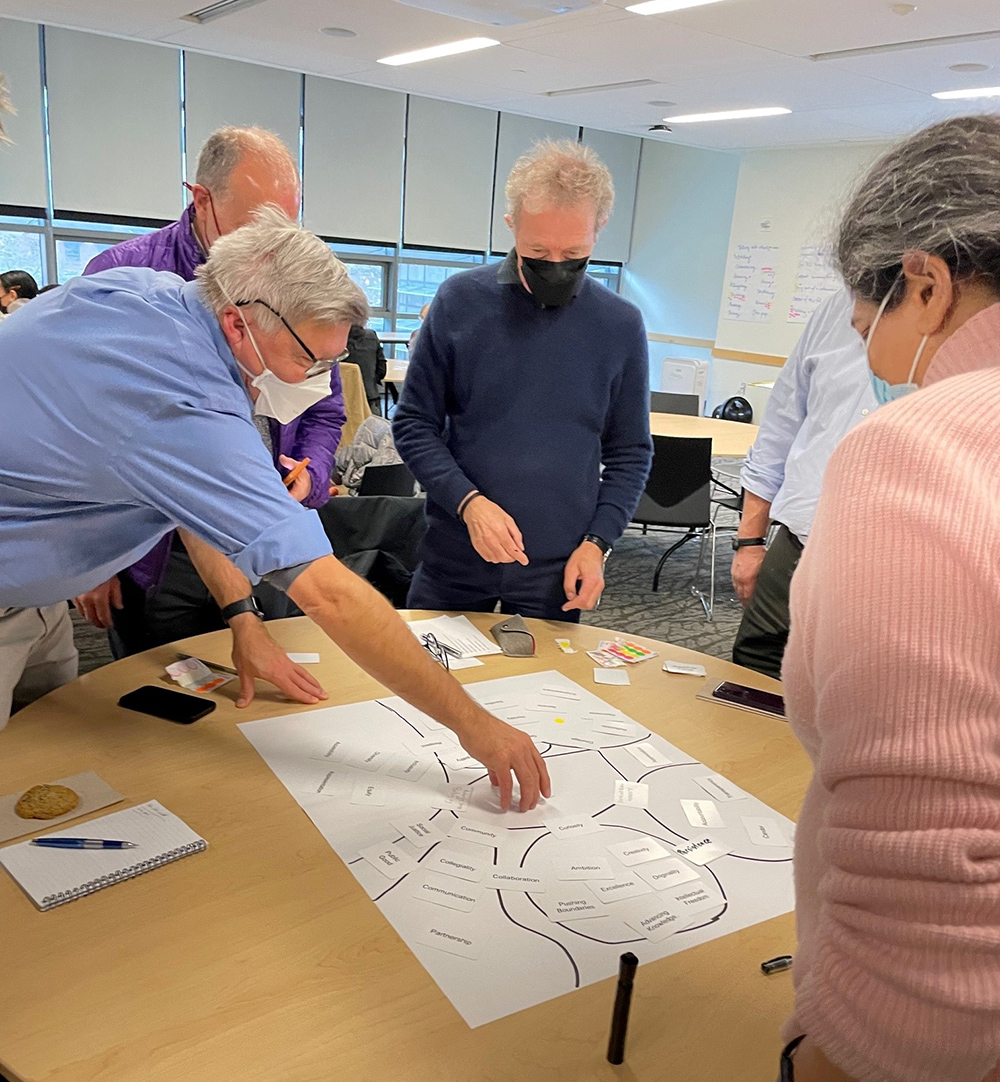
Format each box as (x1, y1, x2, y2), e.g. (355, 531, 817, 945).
(321, 26, 356, 38)
(182, 0, 267, 24)
(949, 62, 989, 73)
(932, 85, 1000, 100)
(545, 78, 657, 97)
(627, 0, 728, 13)
(890, 3, 916, 14)
(664, 106, 791, 123)
(377, 37, 499, 66)
(648, 99, 677, 107)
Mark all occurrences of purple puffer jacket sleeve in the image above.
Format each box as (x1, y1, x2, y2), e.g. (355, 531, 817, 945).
(270, 364, 347, 510)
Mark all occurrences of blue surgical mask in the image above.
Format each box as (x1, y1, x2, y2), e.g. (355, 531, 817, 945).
(866, 275, 929, 408)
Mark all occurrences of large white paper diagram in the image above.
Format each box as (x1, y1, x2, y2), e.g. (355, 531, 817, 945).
(239, 671, 794, 1027)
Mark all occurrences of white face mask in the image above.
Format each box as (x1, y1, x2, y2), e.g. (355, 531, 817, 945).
(221, 287, 332, 425)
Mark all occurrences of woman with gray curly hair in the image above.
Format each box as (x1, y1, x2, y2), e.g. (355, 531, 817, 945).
(779, 114, 1000, 1082)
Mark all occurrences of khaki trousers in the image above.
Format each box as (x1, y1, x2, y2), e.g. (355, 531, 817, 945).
(0, 604, 78, 729)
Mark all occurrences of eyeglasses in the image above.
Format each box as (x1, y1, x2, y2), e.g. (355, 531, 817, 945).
(235, 299, 349, 376)
(421, 633, 462, 671)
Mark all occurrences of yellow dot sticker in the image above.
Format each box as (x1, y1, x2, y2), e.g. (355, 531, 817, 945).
(554, 718, 566, 724)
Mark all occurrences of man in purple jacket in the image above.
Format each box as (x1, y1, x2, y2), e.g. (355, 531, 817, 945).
(74, 126, 348, 667)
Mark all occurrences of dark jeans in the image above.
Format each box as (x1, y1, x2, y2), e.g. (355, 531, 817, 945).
(407, 549, 581, 624)
(110, 537, 301, 658)
(732, 525, 803, 680)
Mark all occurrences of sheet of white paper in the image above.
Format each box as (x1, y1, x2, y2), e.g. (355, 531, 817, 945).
(623, 896, 688, 942)
(594, 668, 630, 686)
(669, 882, 721, 919)
(681, 798, 725, 829)
(416, 918, 488, 960)
(448, 817, 503, 848)
(485, 869, 546, 893)
(238, 670, 795, 1029)
(287, 652, 321, 664)
(589, 874, 653, 905)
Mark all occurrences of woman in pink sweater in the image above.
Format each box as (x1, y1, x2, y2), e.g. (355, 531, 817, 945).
(781, 116, 1000, 1082)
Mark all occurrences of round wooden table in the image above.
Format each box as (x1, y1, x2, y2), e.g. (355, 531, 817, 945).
(0, 614, 807, 1082)
(649, 412, 759, 458)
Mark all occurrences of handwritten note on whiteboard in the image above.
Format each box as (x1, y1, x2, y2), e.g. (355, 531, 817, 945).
(788, 243, 841, 324)
(724, 243, 780, 323)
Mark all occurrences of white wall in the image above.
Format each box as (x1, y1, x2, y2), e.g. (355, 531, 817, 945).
(622, 139, 740, 406)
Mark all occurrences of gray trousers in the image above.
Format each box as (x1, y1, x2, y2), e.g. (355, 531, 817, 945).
(732, 525, 803, 681)
(0, 604, 78, 729)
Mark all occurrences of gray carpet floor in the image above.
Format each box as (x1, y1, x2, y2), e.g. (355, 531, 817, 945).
(71, 521, 743, 677)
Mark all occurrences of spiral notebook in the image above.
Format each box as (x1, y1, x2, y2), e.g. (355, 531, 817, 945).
(0, 800, 207, 911)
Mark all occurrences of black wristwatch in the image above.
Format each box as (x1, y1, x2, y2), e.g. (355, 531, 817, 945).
(583, 533, 612, 559)
(220, 597, 265, 624)
(732, 537, 767, 552)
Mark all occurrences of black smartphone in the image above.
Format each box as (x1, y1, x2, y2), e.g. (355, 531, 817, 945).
(118, 685, 216, 724)
(711, 681, 786, 719)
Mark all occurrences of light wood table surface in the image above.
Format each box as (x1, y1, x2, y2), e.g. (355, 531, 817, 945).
(0, 614, 808, 1082)
(385, 359, 409, 384)
(650, 411, 759, 458)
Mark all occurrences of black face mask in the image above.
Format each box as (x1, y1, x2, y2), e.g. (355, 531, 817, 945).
(520, 255, 589, 308)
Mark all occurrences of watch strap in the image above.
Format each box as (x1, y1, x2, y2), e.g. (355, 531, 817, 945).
(583, 533, 612, 557)
(733, 537, 767, 550)
(220, 597, 264, 624)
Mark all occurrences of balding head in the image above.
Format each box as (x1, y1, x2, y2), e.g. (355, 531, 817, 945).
(188, 126, 300, 249)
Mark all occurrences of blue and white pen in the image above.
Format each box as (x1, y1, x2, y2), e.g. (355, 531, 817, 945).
(31, 838, 138, 850)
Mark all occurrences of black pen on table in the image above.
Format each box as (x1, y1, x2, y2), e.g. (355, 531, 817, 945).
(607, 952, 639, 1065)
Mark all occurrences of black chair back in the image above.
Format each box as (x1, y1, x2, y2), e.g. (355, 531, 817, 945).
(358, 462, 416, 497)
(632, 435, 712, 528)
(650, 391, 700, 416)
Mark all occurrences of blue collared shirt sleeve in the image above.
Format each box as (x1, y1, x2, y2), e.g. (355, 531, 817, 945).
(110, 400, 332, 584)
(740, 325, 815, 504)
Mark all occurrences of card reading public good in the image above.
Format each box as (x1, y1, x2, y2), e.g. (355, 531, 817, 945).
(742, 816, 790, 847)
(412, 873, 483, 913)
(359, 842, 419, 879)
(589, 874, 653, 905)
(625, 742, 673, 768)
(545, 814, 602, 841)
(681, 798, 725, 829)
(607, 838, 671, 868)
(672, 836, 731, 866)
(553, 854, 616, 881)
(424, 848, 488, 883)
(695, 774, 748, 802)
(613, 780, 649, 807)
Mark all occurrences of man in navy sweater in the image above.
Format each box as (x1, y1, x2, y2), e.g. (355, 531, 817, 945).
(394, 140, 652, 622)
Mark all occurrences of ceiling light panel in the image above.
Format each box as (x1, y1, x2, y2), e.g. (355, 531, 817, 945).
(377, 37, 501, 66)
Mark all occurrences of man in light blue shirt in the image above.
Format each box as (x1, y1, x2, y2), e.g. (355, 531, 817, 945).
(731, 288, 877, 678)
(0, 208, 549, 811)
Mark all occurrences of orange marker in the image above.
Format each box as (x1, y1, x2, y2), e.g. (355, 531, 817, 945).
(283, 457, 311, 488)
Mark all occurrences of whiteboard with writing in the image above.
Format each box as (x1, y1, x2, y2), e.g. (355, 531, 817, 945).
(723, 243, 781, 323)
(788, 243, 842, 324)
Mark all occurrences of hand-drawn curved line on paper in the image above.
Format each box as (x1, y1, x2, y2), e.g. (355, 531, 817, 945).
(598, 750, 628, 781)
(636, 762, 699, 784)
(497, 892, 580, 987)
(525, 894, 642, 947)
(375, 699, 424, 737)
(373, 873, 410, 902)
(518, 831, 552, 868)
(643, 808, 688, 841)
(435, 754, 449, 783)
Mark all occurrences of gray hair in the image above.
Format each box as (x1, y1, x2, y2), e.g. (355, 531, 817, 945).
(194, 125, 298, 195)
(196, 205, 369, 331)
(837, 115, 1000, 309)
(505, 138, 614, 227)
(0, 75, 13, 144)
